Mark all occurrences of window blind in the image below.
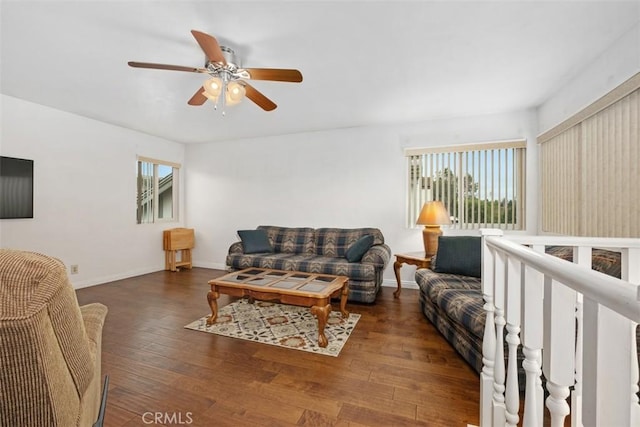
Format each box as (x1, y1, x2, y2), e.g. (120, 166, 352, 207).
(406, 140, 526, 230)
(539, 74, 639, 238)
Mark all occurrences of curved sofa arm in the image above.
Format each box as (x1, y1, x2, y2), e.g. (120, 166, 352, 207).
(361, 244, 392, 267)
(80, 303, 108, 351)
(228, 241, 244, 255)
(80, 302, 107, 426)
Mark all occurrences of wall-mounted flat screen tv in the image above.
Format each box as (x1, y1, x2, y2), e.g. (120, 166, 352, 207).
(1, 156, 34, 219)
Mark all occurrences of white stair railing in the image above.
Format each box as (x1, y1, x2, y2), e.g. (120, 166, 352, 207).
(480, 230, 640, 427)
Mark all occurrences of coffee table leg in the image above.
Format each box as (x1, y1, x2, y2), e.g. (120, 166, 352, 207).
(310, 304, 331, 348)
(339, 282, 349, 318)
(206, 289, 219, 326)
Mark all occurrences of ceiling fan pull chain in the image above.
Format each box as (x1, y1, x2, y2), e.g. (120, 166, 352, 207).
(220, 76, 227, 116)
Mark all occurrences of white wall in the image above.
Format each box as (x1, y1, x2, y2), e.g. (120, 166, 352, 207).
(0, 95, 186, 288)
(538, 22, 640, 133)
(185, 109, 538, 287)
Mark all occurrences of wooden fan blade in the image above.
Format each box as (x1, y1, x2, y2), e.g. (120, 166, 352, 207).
(188, 87, 207, 106)
(190, 30, 226, 64)
(244, 83, 277, 111)
(128, 61, 207, 73)
(245, 68, 303, 83)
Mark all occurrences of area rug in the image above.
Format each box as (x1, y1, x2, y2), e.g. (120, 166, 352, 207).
(184, 299, 360, 357)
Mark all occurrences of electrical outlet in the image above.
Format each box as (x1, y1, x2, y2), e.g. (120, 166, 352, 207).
(70, 265, 79, 275)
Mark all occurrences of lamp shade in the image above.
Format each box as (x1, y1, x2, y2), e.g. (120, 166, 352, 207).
(226, 81, 246, 105)
(416, 201, 451, 226)
(203, 77, 222, 98)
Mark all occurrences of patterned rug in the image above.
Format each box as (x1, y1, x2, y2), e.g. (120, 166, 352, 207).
(184, 299, 360, 357)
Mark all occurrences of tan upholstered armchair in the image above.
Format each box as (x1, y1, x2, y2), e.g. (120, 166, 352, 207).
(0, 249, 108, 427)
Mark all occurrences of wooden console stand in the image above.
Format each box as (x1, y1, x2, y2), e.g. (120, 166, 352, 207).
(163, 228, 194, 271)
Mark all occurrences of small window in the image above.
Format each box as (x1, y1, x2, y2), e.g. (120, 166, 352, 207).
(406, 140, 526, 230)
(136, 157, 180, 224)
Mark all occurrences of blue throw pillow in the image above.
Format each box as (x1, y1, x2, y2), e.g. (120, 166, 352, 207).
(345, 235, 375, 262)
(238, 229, 273, 254)
(432, 236, 481, 278)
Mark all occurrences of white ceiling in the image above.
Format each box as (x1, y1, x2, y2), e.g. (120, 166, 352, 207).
(1, 1, 638, 144)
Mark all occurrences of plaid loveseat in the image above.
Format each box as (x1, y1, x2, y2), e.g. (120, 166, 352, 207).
(226, 226, 391, 303)
(415, 245, 627, 376)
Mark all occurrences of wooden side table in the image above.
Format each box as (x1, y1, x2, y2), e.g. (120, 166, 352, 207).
(393, 251, 431, 298)
(163, 228, 195, 271)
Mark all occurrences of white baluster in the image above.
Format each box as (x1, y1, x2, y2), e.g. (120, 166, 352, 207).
(522, 245, 545, 427)
(543, 277, 576, 427)
(630, 322, 639, 425)
(493, 308, 506, 426)
(504, 256, 522, 427)
(621, 247, 640, 424)
(572, 246, 591, 427)
(492, 250, 507, 426)
(573, 294, 584, 427)
(481, 293, 497, 426)
(546, 380, 571, 427)
(536, 351, 543, 422)
(480, 229, 502, 427)
(522, 347, 542, 427)
(505, 323, 520, 427)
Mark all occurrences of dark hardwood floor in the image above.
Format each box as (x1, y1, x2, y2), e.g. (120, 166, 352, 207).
(76, 268, 480, 426)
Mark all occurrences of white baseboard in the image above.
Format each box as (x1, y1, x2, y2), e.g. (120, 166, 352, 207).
(193, 260, 228, 270)
(382, 278, 418, 290)
(70, 265, 164, 289)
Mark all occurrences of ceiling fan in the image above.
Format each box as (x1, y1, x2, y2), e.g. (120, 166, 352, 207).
(128, 30, 303, 112)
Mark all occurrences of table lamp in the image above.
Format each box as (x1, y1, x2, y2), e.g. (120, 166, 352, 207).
(416, 201, 451, 257)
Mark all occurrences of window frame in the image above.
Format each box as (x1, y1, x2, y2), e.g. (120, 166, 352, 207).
(136, 156, 180, 224)
(405, 139, 526, 230)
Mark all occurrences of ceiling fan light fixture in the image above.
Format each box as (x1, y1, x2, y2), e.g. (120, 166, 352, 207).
(226, 81, 246, 105)
(203, 77, 222, 97)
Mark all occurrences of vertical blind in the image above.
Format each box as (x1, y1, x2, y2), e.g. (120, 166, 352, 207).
(539, 74, 639, 238)
(137, 160, 154, 224)
(406, 140, 526, 230)
(136, 156, 180, 224)
(540, 126, 583, 235)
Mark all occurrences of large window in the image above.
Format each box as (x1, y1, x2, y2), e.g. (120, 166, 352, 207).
(539, 75, 639, 238)
(406, 140, 526, 230)
(136, 157, 180, 224)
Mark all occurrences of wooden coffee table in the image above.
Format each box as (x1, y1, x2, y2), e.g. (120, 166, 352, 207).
(207, 268, 350, 348)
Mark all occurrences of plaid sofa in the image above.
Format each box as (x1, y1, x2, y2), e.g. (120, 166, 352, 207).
(416, 245, 627, 377)
(226, 226, 392, 303)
